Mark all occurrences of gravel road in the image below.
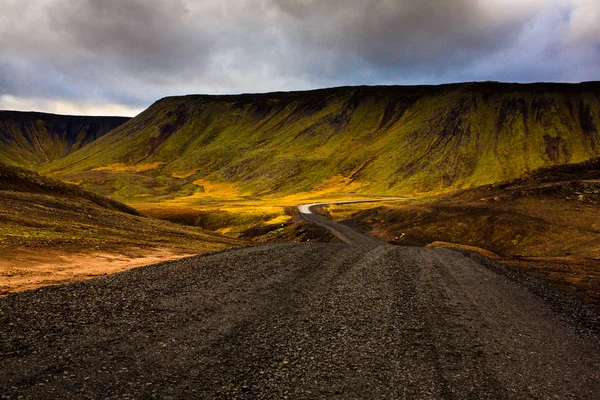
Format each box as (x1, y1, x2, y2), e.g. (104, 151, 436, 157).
(299, 210, 383, 246)
(297, 199, 408, 246)
(1, 242, 599, 399)
(297, 198, 410, 215)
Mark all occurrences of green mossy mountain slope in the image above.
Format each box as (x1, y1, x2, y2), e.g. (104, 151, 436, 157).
(0, 111, 129, 168)
(42, 82, 600, 200)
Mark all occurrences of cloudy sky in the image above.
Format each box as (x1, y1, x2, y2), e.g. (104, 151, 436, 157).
(0, 0, 598, 116)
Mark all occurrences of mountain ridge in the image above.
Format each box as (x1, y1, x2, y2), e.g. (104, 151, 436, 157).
(0, 110, 129, 169)
(39, 81, 600, 201)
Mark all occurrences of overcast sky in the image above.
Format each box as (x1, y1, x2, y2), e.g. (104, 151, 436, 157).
(0, 0, 598, 116)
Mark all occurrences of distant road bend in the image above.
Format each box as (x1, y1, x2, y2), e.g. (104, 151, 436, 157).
(1, 201, 599, 398)
(298, 198, 411, 245)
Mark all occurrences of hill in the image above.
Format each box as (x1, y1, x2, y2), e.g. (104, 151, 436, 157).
(0, 111, 129, 169)
(0, 163, 243, 295)
(42, 82, 600, 202)
(335, 156, 600, 257)
(0, 161, 140, 215)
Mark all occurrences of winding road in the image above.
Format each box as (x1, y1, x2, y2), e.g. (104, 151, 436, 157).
(297, 198, 411, 215)
(298, 198, 410, 245)
(1, 200, 599, 398)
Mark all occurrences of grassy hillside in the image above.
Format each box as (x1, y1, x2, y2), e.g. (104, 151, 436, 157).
(333, 156, 600, 258)
(0, 111, 129, 168)
(43, 82, 600, 202)
(0, 161, 140, 215)
(0, 163, 243, 295)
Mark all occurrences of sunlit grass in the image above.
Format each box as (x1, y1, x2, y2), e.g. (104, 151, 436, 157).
(93, 162, 164, 173)
(134, 175, 404, 237)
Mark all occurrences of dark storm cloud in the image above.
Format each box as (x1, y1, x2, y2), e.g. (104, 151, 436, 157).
(48, 0, 211, 76)
(0, 0, 598, 115)
(253, 0, 599, 84)
(270, 0, 521, 70)
(0, 0, 211, 108)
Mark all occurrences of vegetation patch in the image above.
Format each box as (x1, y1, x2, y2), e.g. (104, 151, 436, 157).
(93, 162, 164, 173)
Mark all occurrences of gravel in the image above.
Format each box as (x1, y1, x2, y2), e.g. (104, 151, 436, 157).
(1, 242, 599, 399)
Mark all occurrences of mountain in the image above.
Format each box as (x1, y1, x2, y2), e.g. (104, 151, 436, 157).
(35, 82, 600, 201)
(0, 111, 129, 168)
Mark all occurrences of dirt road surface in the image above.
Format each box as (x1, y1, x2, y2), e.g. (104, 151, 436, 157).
(297, 198, 410, 215)
(297, 198, 409, 245)
(1, 208, 599, 398)
(1, 242, 599, 399)
(300, 210, 383, 246)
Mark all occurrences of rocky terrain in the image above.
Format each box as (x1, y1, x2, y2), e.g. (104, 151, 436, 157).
(326, 157, 600, 306)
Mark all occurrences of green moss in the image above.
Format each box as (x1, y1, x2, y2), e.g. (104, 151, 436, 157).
(23, 83, 600, 201)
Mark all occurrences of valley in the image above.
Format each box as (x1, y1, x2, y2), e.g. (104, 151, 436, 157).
(5, 0, 600, 396)
(1, 82, 599, 302)
(0, 111, 129, 169)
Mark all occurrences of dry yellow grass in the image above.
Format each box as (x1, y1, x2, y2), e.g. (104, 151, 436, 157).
(308, 175, 363, 196)
(192, 179, 249, 199)
(93, 162, 163, 173)
(171, 170, 199, 179)
(135, 176, 399, 237)
(0, 248, 196, 296)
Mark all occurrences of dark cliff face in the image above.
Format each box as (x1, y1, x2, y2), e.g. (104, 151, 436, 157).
(0, 111, 129, 168)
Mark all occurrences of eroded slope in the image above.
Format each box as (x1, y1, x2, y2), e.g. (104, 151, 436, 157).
(44, 82, 600, 201)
